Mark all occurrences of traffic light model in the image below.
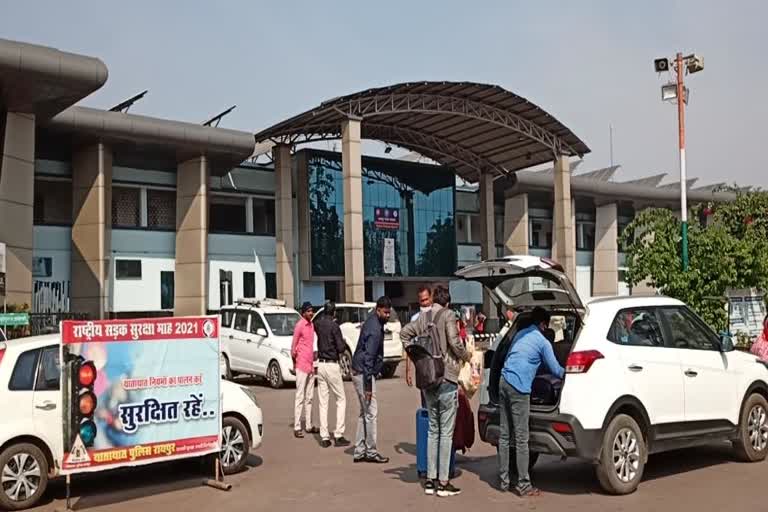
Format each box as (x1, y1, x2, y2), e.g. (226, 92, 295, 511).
(72, 358, 98, 447)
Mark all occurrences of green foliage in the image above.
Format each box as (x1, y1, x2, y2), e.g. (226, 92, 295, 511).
(621, 188, 768, 332)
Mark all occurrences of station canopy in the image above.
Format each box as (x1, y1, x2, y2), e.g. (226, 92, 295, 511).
(254, 81, 590, 181)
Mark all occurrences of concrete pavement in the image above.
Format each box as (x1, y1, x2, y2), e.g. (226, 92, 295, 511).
(31, 373, 768, 512)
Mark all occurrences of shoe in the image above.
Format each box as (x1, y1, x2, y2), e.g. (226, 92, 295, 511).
(353, 456, 367, 463)
(366, 453, 389, 464)
(294, 430, 304, 439)
(424, 480, 436, 496)
(437, 483, 461, 497)
(514, 485, 541, 497)
(320, 439, 332, 448)
(305, 426, 320, 434)
(334, 437, 351, 447)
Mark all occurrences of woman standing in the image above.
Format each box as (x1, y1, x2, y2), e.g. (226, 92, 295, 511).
(750, 315, 768, 361)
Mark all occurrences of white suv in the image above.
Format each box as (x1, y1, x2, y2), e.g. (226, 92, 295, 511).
(220, 299, 301, 388)
(313, 303, 403, 381)
(463, 256, 768, 495)
(0, 334, 263, 511)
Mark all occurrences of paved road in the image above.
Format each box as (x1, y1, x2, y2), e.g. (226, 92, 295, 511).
(32, 373, 767, 512)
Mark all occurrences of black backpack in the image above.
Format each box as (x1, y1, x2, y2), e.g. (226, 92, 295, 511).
(404, 309, 448, 390)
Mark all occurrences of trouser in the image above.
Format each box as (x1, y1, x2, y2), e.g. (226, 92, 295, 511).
(498, 377, 531, 491)
(293, 370, 315, 432)
(423, 381, 459, 482)
(352, 373, 377, 458)
(317, 361, 346, 440)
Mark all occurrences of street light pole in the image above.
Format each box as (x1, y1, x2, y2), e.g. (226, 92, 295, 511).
(675, 52, 689, 271)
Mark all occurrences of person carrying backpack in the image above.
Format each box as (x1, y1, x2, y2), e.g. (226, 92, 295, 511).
(400, 285, 470, 497)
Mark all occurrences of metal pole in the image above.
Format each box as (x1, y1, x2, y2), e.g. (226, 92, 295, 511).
(676, 52, 689, 271)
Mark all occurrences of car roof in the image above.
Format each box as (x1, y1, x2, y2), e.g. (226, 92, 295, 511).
(222, 305, 299, 314)
(586, 295, 685, 311)
(1, 333, 60, 352)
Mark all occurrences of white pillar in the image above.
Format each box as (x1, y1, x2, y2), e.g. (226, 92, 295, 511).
(273, 144, 295, 307)
(342, 118, 365, 303)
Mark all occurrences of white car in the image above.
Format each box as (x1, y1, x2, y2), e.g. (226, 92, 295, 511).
(0, 334, 263, 511)
(313, 303, 403, 380)
(220, 298, 300, 388)
(464, 255, 768, 495)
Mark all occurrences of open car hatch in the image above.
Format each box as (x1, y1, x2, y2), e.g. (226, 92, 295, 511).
(456, 255, 585, 315)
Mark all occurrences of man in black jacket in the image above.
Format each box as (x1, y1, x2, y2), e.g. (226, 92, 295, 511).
(350, 296, 391, 463)
(315, 302, 351, 448)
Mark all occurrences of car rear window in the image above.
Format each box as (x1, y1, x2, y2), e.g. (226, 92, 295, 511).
(9, 348, 40, 391)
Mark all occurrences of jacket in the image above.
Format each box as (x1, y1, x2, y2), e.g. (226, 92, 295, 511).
(351, 313, 384, 392)
(400, 303, 470, 384)
(315, 314, 345, 362)
(453, 387, 475, 453)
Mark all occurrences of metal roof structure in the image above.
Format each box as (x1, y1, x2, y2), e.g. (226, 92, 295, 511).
(253, 81, 590, 181)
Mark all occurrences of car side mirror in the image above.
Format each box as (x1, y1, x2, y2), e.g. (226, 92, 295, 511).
(719, 332, 735, 352)
(256, 328, 268, 337)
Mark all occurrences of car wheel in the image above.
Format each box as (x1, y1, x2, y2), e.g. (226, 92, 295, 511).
(267, 360, 284, 389)
(380, 362, 398, 379)
(220, 416, 250, 475)
(340, 349, 353, 382)
(223, 355, 233, 381)
(0, 443, 49, 511)
(733, 393, 768, 462)
(595, 414, 646, 495)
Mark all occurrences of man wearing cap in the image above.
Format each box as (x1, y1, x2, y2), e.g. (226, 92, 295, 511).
(292, 301, 318, 438)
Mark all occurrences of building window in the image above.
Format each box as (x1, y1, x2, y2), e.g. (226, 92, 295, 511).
(147, 189, 176, 229)
(529, 217, 553, 249)
(116, 260, 142, 279)
(253, 198, 276, 236)
(576, 214, 596, 251)
(219, 269, 233, 306)
(495, 213, 504, 245)
(160, 271, 174, 310)
(34, 179, 72, 225)
(469, 214, 481, 244)
(618, 216, 634, 252)
(32, 257, 53, 278)
(243, 271, 256, 298)
(210, 195, 246, 233)
(265, 272, 277, 299)
(112, 186, 141, 227)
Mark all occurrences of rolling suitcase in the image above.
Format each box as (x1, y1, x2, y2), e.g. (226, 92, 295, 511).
(416, 408, 456, 479)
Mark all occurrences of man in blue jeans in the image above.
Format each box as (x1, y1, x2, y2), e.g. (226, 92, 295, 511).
(499, 307, 564, 497)
(400, 285, 470, 497)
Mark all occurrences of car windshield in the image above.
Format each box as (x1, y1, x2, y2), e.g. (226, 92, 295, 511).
(264, 313, 300, 336)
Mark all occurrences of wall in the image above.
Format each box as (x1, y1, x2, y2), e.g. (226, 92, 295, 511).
(110, 230, 175, 312)
(208, 233, 276, 311)
(32, 226, 72, 312)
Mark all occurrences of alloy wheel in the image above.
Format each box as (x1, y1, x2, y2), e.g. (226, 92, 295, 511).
(268, 364, 280, 388)
(612, 428, 640, 483)
(340, 352, 352, 380)
(220, 425, 245, 471)
(748, 404, 768, 452)
(2, 453, 41, 503)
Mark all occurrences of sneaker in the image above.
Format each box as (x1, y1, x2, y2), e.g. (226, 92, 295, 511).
(424, 480, 436, 496)
(320, 439, 332, 448)
(514, 485, 541, 497)
(366, 453, 389, 464)
(353, 455, 367, 463)
(437, 483, 461, 497)
(334, 437, 351, 447)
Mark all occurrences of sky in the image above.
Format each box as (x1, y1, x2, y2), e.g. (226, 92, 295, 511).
(2, 1, 766, 186)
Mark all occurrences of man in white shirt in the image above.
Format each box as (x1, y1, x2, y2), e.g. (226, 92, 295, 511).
(405, 286, 432, 393)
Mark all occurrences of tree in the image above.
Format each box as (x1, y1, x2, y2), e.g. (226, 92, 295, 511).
(621, 188, 768, 332)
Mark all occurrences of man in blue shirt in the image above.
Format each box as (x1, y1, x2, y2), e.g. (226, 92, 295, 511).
(499, 307, 565, 497)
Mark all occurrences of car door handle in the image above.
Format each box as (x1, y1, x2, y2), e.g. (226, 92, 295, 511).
(628, 364, 643, 372)
(246, 339, 253, 343)
(228, 335, 234, 340)
(35, 401, 56, 411)
(684, 369, 698, 377)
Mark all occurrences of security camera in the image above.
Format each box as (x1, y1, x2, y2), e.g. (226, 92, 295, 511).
(654, 58, 670, 73)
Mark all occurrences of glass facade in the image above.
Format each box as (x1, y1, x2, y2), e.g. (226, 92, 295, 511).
(307, 150, 456, 278)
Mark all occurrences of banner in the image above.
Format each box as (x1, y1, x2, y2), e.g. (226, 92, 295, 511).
(383, 238, 396, 274)
(60, 317, 221, 474)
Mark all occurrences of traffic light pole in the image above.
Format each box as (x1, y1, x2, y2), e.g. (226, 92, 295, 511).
(675, 52, 689, 271)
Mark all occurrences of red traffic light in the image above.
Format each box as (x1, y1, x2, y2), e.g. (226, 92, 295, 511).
(78, 361, 97, 387)
(79, 391, 97, 416)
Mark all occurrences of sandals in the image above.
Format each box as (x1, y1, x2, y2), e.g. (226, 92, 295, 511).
(305, 426, 320, 434)
(294, 430, 304, 438)
(514, 486, 541, 497)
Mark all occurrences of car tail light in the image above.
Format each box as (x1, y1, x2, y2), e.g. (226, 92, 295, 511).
(552, 422, 573, 434)
(565, 350, 604, 374)
(0, 342, 6, 367)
